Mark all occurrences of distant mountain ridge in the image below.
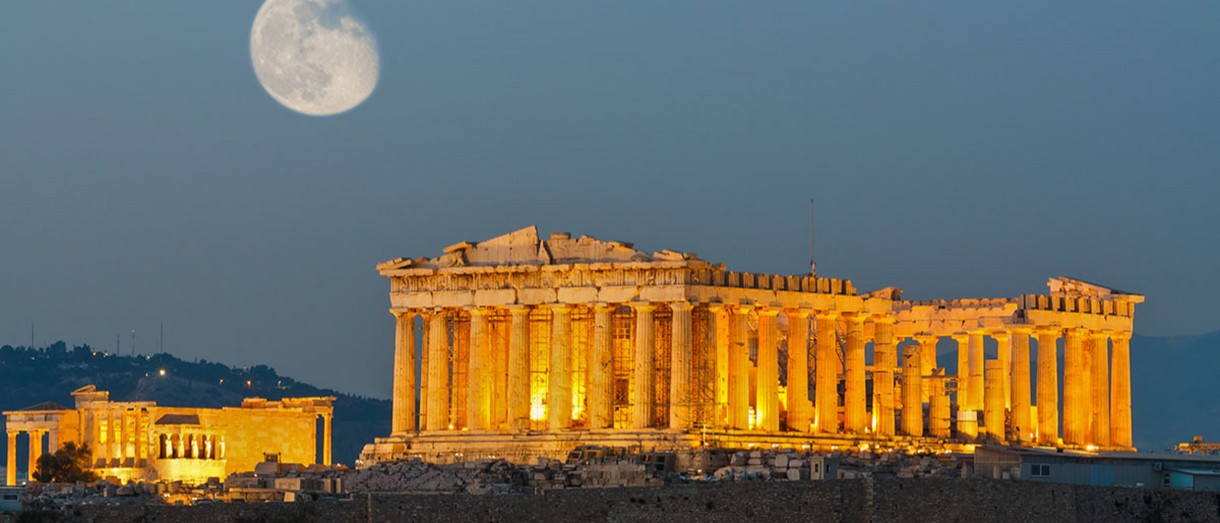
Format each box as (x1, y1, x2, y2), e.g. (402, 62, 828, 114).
(0, 342, 389, 466)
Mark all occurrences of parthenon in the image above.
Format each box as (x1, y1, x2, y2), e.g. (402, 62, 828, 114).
(360, 226, 1143, 464)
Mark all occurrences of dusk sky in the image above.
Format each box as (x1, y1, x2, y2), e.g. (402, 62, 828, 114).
(2, 2, 1217, 398)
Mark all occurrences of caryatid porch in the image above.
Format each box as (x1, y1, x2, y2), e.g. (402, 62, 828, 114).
(361, 227, 1143, 465)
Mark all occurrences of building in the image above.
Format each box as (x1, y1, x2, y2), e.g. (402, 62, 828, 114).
(4, 385, 334, 485)
(361, 226, 1143, 464)
(974, 445, 1220, 492)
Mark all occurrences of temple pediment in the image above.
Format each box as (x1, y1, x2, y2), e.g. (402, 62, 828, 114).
(1048, 277, 1145, 302)
(378, 226, 702, 272)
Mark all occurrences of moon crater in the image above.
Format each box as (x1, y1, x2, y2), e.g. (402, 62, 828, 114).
(250, 0, 379, 116)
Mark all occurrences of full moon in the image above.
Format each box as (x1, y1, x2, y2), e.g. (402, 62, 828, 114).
(250, 0, 379, 116)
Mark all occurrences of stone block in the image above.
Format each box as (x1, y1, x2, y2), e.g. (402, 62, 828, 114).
(557, 287, 598, 303)
(519, 288, 558, 304)
(473, 289, 516, 306)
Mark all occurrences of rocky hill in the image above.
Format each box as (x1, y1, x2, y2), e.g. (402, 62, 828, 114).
(0, 342, 389, 466)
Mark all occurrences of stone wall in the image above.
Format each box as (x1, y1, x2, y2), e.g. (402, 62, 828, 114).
(37, 479, 1220, 523)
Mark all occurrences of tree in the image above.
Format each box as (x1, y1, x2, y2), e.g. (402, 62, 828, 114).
(32, 442, 99, 483)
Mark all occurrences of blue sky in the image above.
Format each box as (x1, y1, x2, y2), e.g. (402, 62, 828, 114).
(1, 1, 1217, 397)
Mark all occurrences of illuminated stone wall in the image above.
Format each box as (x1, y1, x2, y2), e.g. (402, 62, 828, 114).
(4, 386, 334, 486)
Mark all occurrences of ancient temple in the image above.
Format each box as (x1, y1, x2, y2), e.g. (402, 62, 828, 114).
(5, 386, 334, 485)
(360, 226, 1142, 464)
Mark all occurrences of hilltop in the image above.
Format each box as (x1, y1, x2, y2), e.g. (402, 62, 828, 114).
(0, 342, 389, 466)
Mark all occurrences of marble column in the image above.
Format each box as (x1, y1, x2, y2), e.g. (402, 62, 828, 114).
(1010, 328, 1034, 442)
(844, 313, 868, 433)
(507, 306, 531, 430)
(669, 301, 694, 430)
(1063, 328, 1087, 446)
(984, 359, 1005, 441)
(109, 409, 119, 464)
(728, 307, 750, 430)
(952, 334, 969, 408)
(631, 303, 656, 429)
(929, 379, 950, 438)
(815, 312, 840, 434)
(467, 307, 491, 431)
(968, 330, 985, 412)
(28, 429, 44, 479)
(755, 307, 780, 432)
(1110, 333, 1133, 449)
(391, 310, 416, 434)
(419, 311, 430, 430)
(994, 331, 1012, 410)
(872, 318, 897, 437)
(322, 413, 333, 465)
(1036, 328, 1060, 445)
(901, 344, 923, 437)
(426, 310, 450, 431)
(119, 409, 129, 465)
(786, 309, 813, 432)
(1090, 331, 1111, 447)
(6, 431, 17, 486)
(588, 303, 614, 429)
(920, 335, 937, 404)
(547, 305, 572, 431)
(707, 304, 730, 428)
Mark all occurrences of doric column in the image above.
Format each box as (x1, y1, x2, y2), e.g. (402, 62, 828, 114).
(815, 312, 840, 434)
(92, 410, 104, 465)
(419, 311, 430, 430)
(728, 306, 750, 430)
(985, 359, 1005, 441)
(1110, 332, 1133, 449)
(669, 301, 695, 430)
(507, 306, 531, 430)
(109, 409, 119, 463)
(491, 312, 509, 429)
(993, 331, 1012, 410)
(120, 409, 130, 464)
(968, 330, 985, 412)
(588, 303, 614, 429)
(1036, 328, 1061, 445)
(1063, 328, 1087, 446)
(28, 429, 44, 480)
(901, 344, 923, 437)
(1090, 331, 1111, 447)
(1010, 328, 1034, 442)
(548, 304, 572, 431)
(786, 309, 813, 432)
(844, 313, 867, 434)
(6, 431, 17, 486)
(952, 334, 969, 408)
(872, 317, 897, 437)
(391, 310, 417, 434)
(426, 309, 450, 431)
(929, 379, 950, 438)
(631, 303, 656, 429)
(322, 413, 333, 465)
(467, 307, 491, 431)
(921, 335, 938, 404)
(755, 307, 780, 432)
(707, 304, 730, 428)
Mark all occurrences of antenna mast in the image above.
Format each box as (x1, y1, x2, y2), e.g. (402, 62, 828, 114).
(809, 199, 817, 277)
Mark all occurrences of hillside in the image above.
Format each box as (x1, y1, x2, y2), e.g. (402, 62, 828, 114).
(0, 342, 389, 467)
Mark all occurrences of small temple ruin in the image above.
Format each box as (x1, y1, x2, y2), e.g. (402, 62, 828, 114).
(358, 226, 1144, 464)
(5, 386, 334, 485)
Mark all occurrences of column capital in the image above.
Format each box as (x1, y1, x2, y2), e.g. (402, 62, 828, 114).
(1034, 325, 1062, 337)
(704, 302, 726, 313)
(505, 304, 531, 316)
(1008, 325, 1034, 335)
(1111, 331, 1132, 342)
(547, 303, 570, 313)
(755, 306, 779, 317)
(842, 311, 866, 324)
(465, 306, 489, 317)
(669, 301, 694, 312)
(870, 314, 896, 324)
(630, 302, 656, 312)
(813, 310, 840, 320)
(914, 334, 940, 345)
(1063, 327, 1088, 337)
(950, 333, 969, 344)
(389, 308, 416, 319)
(1088, 330, 1112, 342)
(990, 330, 1011, 341)
(784, 307, 813, 319)
(966, 328, 989, 336)
(592, 302, 617, 312)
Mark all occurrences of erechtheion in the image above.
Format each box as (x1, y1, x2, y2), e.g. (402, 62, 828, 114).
(361, 226, 1142, 464)
(5, 385, 334, 485)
